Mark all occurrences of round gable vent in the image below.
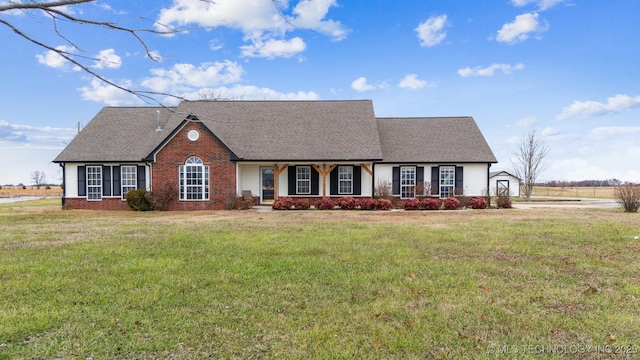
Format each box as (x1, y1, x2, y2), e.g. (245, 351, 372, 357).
(187, 129, 200, 141)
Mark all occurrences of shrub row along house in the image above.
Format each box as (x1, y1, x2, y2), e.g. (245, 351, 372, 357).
(53, 100, 497, 210)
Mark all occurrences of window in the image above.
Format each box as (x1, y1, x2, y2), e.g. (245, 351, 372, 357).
(400, 166, 416, 199)
(86, 166, 102, 200)
(121, 166, 137, 199)
(179, 156, 209, 200)
(440, 166, 455, 198)
(296, 166, 311, 194)
(338, 166, 353, 194)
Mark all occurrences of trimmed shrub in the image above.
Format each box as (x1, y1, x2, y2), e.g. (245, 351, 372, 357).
(293, 199, 311, 210)
(495, 195, 512, 209)
(469, 197, 488, 209)
(314, 198, 335, 210)
(338, 196, 357, 210)
(376, 198, 392, 211)
(404, 198, 420, 210)
(421, 197, 441, 210)
(272, 197, 293, 210)
(615, 184, 640, 213)
(126, 189, 152, 211)
(443, 197, 460, 210)
(357, 198, 377, 210)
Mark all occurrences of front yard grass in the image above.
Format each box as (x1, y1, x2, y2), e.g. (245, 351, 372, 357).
(1, 199, 639, 359)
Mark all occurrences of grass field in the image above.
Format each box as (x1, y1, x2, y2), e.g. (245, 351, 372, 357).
(1, 199, 639, 359)
(531, 186, 616, 199)
(0, 186, 63, 199)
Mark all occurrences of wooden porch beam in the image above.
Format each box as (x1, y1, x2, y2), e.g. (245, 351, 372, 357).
(312, 164, 337, 199)
(360, 163, 373, 176)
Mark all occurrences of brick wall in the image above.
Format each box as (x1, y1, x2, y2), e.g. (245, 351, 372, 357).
(153, 121, 237, 211)
(62, 197, 131, 210)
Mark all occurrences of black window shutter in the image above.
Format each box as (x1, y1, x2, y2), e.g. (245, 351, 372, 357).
(311, 167, 319, 195)
(329, 166, 339, 195)
(455, 166, 464, 195)
(288, 166, 297, 195)
(392, 167, 400, 195)
(113, 166, 121, 197)
(431, 167, 439, 195)
(137, 166, 146, 190)
(353, 166, 361, 195)
(417, 166, 424, 186)
(77, 166, 86, 196)
(102, 166, 112, 196)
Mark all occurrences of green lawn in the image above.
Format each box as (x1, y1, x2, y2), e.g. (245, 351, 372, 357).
(1, 199, 639, 359)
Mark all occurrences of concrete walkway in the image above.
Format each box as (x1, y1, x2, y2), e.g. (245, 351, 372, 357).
(512, 197, 619, 209)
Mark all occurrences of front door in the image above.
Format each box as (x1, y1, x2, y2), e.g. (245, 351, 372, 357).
(261, 167, 275, 203)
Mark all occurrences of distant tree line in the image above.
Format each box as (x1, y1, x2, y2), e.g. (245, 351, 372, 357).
(541, 179, 629, 187)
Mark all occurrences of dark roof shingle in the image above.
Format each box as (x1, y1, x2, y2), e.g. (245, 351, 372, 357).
(54, 106, 178, 162)
(376, 117, 497, 163)
(54, 101, 495, 165)
(158, 100, 383, 161)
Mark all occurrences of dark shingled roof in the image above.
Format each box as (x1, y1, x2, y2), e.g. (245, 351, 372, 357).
(169, 100, 383, 161)
(54, 106, 178, 162)
(54, 101, 496, 164)
(376, 117, 497, 163)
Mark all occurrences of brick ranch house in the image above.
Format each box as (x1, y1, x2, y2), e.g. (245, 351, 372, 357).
(53, 100, 497, 210)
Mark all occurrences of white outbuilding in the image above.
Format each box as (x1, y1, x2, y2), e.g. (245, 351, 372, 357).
(489, 171, 521, 197)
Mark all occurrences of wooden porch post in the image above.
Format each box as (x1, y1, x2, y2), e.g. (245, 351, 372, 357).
(273, 164, 288, 200)
(312, 164, 337, 199)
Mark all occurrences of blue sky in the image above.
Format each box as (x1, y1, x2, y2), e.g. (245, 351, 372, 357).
(1, 0, 639, 185)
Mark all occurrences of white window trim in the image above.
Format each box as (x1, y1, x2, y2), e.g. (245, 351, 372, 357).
(86, 166, 102, 201)
(400, 166, 416, 199)
(439, 166, 455, 199)
(296, 166, 311, 195)
(179, 156, 210, 201)
(121, 165, 137, 200)
(338, 166, 353, 195)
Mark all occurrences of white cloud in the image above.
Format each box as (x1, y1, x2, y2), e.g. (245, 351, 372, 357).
(35, 45, 80, 70)
(240, 37, 306, 58)
(496, 12, 548, 44)
(510, 0, 565, 11)
(398, 74, 429, 90)
(141, 61, 244, 93)
(541, 127, 559, 136)
(92, 48, 122, 69)
(415, 14, 448, 47)
(556, 94, 640, 120)
(590, 126, 640, 138)
(457, 63, 524, 77)
(155, 0, 347, 58)
(351, 77, 387, 92)
(0, 119, 75, 144)
(79, 78, 143, 106)
(148, 50, 163, 62)
(516, 116, 537, 127)
(290, 0, 348, 40)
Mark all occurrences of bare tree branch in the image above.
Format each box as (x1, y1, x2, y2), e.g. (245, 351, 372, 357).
(0, 0, 93, 12)
(0, 1, 204, 105)
(0, 17, 186, 105)
(511, 128, 549, 200)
